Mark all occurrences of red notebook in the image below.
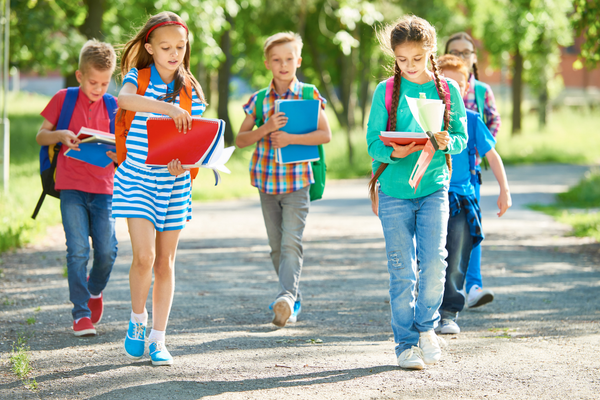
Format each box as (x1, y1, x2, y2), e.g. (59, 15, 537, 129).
(379, 131, 428, 146)
(145, 117, 222, 167)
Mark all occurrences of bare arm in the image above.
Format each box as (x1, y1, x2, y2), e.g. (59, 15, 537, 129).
(270, 108, 332, 149)
(36, 118, 80, 150)
(118, 82, 192, 133)
(485, 148, 512, 217)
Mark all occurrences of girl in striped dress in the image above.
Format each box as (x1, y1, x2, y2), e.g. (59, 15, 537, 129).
(113, 11, 206, 366)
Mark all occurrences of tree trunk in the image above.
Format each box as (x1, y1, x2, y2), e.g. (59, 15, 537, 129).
(64, 0, 105, 88)
(538, 76, 548, 129)
(197, 61, 211, 106)
(511, 48, 523, 134)
(80, 0, 105, 40)
(218, 15, 233, 145)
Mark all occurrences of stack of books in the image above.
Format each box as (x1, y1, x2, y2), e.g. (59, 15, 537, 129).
(378, 131, 429, 146)
(64, 127, 116, 168)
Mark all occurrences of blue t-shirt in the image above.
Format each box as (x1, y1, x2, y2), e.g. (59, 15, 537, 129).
(449, 109, 496, 196)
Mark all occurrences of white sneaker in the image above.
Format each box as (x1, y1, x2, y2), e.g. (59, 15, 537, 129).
(467, 285, 494, 308)
(397, 346, 425, 370)
(435, 319, 460, 334)
(272, 297, 293, 327)
(418, 330, 443, 364)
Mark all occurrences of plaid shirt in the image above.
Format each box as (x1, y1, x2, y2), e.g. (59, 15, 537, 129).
(243, 77, 326, 194)
(464, 74, 501, 137)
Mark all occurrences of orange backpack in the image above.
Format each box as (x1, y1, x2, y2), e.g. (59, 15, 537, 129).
(115, 68, 199, 180)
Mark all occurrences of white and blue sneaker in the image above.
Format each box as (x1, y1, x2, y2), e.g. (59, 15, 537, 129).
(124, 320, 146, 359)
(149, 341, 173, 366)
(288, 300, 302, 323)
(269, 299, 301, 323)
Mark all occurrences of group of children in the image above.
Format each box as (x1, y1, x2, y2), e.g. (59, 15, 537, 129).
(36, 11, 510, 369)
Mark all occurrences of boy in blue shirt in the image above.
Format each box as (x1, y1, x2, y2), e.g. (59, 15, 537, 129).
(435, 55, 512, 334)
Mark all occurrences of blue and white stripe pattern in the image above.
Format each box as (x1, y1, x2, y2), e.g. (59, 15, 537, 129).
(112, 64, 206, 231)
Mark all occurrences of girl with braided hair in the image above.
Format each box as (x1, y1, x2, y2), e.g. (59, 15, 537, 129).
(366, 15, 467, 370)
(445, 32, 502, 309)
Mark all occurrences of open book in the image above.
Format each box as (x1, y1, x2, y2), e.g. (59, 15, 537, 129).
(379, 131, 428, 146)
(274, 99, 321, 164)
(64, 127, 116, 168)
(145, 117, 234, 184)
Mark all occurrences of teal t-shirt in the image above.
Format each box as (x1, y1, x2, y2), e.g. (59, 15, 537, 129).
(366, 76, 468, 199)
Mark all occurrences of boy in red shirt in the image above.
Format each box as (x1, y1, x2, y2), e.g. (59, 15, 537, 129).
(36, 40, 118, 336)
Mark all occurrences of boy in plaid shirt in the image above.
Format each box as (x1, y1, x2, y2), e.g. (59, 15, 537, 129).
(236, 32, 331, 327)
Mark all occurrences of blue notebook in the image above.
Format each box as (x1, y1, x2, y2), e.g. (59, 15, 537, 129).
(64, 143, 116, 168)
(274, 99, 321, 164)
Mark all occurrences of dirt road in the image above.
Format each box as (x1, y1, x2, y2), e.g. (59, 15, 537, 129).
(1, 164, 599, 399)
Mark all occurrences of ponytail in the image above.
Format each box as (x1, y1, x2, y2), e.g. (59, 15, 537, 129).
(368, 62, 402, 204)
(430, 55, 452, 176)
(472, 63, 480, 81)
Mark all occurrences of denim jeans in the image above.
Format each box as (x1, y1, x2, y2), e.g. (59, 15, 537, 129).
(259, 185, 310, 304)
(466, 181, 482, 292)
(440, 207, 474, 321)
(378, 188, 449, 356)
(60, 190, 117, 320)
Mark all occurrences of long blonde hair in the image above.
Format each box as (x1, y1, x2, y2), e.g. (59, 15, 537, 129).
(369, 16, 451, 204)
(119, 11, 206, 105)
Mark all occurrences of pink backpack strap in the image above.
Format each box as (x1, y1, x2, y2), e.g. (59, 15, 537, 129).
(385, 77, 394, 131)
(438, 78, 451, 114)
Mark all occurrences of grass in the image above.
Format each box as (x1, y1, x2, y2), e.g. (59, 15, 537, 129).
(529, 168, 600, 241)
(9, 335, 37, 390)
(494, 105, 600, 165)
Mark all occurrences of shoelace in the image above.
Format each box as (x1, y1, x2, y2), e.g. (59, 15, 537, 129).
(150, 341, 165, 353)
(132, 322, 145, 340)
(408, 346, 425, 358)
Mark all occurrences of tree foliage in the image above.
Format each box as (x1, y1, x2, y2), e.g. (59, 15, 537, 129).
(571, 0, 600, 69)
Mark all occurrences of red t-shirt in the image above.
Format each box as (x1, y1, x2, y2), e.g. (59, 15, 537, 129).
(40, 89, 116, 194)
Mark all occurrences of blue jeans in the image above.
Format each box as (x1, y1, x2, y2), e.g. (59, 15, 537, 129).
(259, 185, 310, 304)
(440, 207, 473, 321)
(60, 190, 117, 320)
(466, 180, 482, 292)
(378, 188, 449, 356)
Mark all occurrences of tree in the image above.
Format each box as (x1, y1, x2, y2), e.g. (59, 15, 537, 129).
(572, 0, 600, 70)
(479, 0, 573, 133)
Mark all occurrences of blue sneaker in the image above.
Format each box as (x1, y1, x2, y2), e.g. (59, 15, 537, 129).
(149, 341, 173, 366)
(124, 320, 146, 359)
(288, 300, 301, 323)
(269, 300, 301, 323)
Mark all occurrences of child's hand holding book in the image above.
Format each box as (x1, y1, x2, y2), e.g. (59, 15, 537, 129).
(59, 130, 82, 150)
(167, 105, 193, 133)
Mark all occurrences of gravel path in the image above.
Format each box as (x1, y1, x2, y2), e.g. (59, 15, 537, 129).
(1, 164, 599, 399)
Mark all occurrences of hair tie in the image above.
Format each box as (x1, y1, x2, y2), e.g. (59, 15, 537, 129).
(145, 21, 188, 43)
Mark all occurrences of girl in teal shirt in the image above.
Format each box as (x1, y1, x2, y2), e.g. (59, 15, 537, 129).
(366, 15, 467, 370)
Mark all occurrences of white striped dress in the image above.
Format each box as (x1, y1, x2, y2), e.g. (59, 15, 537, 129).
(112, 64, 206, 231)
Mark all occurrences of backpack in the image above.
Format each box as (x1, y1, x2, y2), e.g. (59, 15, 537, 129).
(254, 84, 326, 201)
(115, 67, 199, 181)
(384, 76, 451, 129)
(473, 79, 488, 124)
(32, 88, 117, 219)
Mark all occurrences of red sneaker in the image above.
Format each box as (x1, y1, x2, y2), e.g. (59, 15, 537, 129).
(73, 317, 96, 336)
(88, 293, 104, 324)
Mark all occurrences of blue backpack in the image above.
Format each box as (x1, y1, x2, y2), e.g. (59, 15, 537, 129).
(32, 88, 117, 219)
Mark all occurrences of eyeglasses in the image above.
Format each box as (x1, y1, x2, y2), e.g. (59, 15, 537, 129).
(449, 50, 475, 59)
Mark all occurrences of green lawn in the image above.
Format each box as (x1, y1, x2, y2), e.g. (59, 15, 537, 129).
(530, 168, 600, 241)
(1, 92, 599, 253)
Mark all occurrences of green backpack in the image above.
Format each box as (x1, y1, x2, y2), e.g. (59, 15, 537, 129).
(254, 84, 326, 201)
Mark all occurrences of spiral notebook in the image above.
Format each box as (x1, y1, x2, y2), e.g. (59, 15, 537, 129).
(145, 117, 225, 168)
